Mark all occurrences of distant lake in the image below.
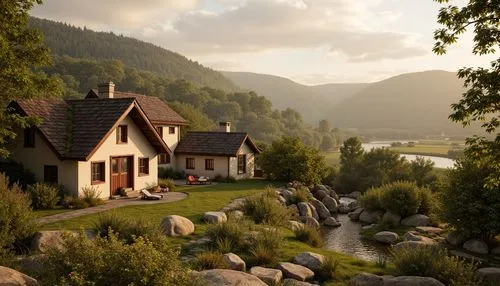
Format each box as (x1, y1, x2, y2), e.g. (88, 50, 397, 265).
(362, 142, 455, 169)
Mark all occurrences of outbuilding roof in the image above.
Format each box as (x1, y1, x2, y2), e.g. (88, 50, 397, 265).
(174, 131, 261, 156)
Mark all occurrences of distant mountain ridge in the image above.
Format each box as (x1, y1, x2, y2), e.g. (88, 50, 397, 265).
(221, 71, 368, 123)
(29, 17, 238, 91)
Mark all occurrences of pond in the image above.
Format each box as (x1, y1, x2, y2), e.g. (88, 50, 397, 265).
(322, 198, 390, 261)
(362, 142, 455, 169)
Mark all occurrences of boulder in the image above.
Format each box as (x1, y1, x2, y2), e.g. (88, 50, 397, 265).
(314, 189, 328, 201)
(384, 276, 444, 286)
(446, 231, 468, 246)
(278, 262, 315, 281)
(463, 239, 489, 255)
(305, 217, 320, 229)
(297, 202, 313, 217)
(278, 195, 287, 205)
(476, 267, 500, 284)
(393, 241, 437, 252)
(348, 272, 384, 286)
(0, 266, 38, 286)
(403, 231, 434, 243)
(228, 210, 244, 220)
(322, 196, 338, 213)
(359, 210, 384, 224)
(293, 252, 325, 271)
(288, 204, 300, 217)
(382, 212, 401, 226)
(31, 231, 68, 253)
(348, 208, 364, 221)
(289, 220, 305, 231)
(324, 217, 341, 227)
(401, 214, 430, 227)
(362, 224, 376, 230)
(373, 231, 399, 244)
(282, 279, 315, 285)
(307, 203, 320, 220)
(280, 189, 293, 203)
(348, 191, 362, 199)
(449, 250, 488, 263)
(196, 269, 266, 286)
(160, 215, 195, 236)
(415, 226, 443, 236)
(339, 205, 352, 214)
(203, 212, 228, 224)
(310, 199, 331, 220)
(250, 267, 283, 285)
(223, 253, 246, 271)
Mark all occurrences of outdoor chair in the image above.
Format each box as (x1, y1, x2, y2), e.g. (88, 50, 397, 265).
(186, 175, 211, 185)
(140, 189, 163, 200)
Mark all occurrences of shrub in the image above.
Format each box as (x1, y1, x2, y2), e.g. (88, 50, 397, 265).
(248, 228, 282, 266)
(293, 225, 323, 248)
(192, 251, 228, 271)
(93, 213, 161, 244)
(392, 245, 481, 286)
(61, 196, 90, 209)
(316, 255, 339, 281)
(205, 220, 245, 252)
(26, 183, 59, 209)
(417, 187, 438, 215)
(289, 187, 312, 205)
(39, 231, 199, 286)
(0, 173, 38, 263)
(359, 187, 385, 211)
(158, 167, 185, 179)
(0, 162, 36, 189)
(74, 198, 90, 209)
(80, 186, 104, 207)
(225, 176, 236, 183)
(380, 181, 421, 217)
(241, 195, 291, 226)
(158, 178, 176, 192)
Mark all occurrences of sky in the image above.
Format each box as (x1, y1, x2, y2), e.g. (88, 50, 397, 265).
(31, 0, 492, 85)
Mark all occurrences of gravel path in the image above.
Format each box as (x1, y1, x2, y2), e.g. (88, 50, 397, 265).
(36, 192, 188, 225)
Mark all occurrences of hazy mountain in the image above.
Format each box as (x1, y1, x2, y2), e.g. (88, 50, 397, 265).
(221, 71, 368, 123)
(329, 70, 480, 136)
(29, 17, 238, 91)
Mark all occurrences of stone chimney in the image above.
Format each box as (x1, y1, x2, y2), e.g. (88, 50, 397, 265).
(219, 122, 231, 132)
(97, 82, 115, 99)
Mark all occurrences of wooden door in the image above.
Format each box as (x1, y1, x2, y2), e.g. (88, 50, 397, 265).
(111, 156, 133, 195)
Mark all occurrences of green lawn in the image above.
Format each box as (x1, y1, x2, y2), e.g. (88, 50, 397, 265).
(323, 151, 341, 168)
(390, 144, 457, 158)
(41, 179, 389, 284)
(34, 206, 73, 218)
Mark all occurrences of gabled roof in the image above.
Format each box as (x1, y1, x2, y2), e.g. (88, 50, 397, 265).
(86, 90, 187, 125)
(174, 132, 261, 156)
(13, 98, 171, 161)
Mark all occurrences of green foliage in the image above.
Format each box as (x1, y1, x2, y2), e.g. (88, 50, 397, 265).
(26, 183, 59, 209)
(359, 188, 385, 212)
(192, 252, 228, 271)
(241, 194, 291, 226)
(39, 231, 198, 286)
(316, 255, 339, 282)
(158, 167, 184, 180)
(0, 173, 37, 262)
(289, 187, 312, 205)
(417, 187, 439, 216)
(433, 0, 500, 188)
(380, 181, 421, 218)
(260, 136, 328, 184)
(205, 220, 245, 253)
(158, 178, 176, 192)
(0, 162, 36, 189)
(248, 228, 283, 266)
(80, 186, 104, 207)
(440, 155, 500, 239)
(393, 245, 481, 286)
(409, 157, 436, 187)
(61, 196, 89, 209)
(293, 225, 323, 248)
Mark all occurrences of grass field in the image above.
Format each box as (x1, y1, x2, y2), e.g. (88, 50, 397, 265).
(390, 144, 454, 157)
(39, 179, 388, 284)
(323, 151, 341, 167)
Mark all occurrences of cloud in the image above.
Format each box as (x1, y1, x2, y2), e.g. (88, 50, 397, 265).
(32, 0, 427, 62)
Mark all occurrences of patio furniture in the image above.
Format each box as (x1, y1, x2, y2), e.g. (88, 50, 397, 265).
(140, 189, 163, 200)
(186, 175, 211, 185)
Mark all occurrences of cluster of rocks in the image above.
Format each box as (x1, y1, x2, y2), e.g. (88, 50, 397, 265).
(278, 183, 348, 230)
(194, 251, 330, 285)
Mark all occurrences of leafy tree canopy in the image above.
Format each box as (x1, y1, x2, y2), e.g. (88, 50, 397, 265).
(434, 0, 500, 188)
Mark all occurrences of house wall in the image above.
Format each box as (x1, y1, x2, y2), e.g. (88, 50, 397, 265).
(79, 116, 158, 198)
(229, 143, 255, 179)
(157, 125, 180, 168)
(175, 154, 229, 178)
(9, 128, 79, 196)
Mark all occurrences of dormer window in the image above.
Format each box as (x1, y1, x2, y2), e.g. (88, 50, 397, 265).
(24, 127, 35, 147)
(116, 125, 128, 144)
(169, 127, 175, 134)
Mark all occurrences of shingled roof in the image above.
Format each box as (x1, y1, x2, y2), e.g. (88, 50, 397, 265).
(87, 89, 187, 125)
(174, 132, 261, 156)
(13, 98, 170, 161)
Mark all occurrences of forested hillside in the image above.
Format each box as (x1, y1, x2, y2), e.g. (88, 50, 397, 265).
(329, 71, 482, 137)
(29, 17, 238, 91)
(43, 56, 350, 149)
(222, 71, 368, 123)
